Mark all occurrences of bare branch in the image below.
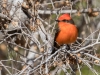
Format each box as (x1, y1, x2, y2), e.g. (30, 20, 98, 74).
(38, 8, 100, 14)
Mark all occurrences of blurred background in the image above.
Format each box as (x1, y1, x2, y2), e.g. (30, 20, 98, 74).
(0, 0, 100, 75)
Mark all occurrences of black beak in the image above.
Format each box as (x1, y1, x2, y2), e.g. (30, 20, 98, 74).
(55, 20, 60, 22)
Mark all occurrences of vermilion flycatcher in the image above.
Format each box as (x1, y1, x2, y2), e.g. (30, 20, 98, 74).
(52, 14, 78, 53)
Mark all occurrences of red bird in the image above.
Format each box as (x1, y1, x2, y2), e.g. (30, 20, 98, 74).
(52, 14, 78, 53)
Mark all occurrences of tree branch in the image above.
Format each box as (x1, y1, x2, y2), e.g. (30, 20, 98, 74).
(38, 8, 100, 14)
(0, 13, 11, 21)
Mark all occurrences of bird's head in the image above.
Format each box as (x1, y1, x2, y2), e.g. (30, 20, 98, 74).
(58, 14, 71, 21)
(56, 14, 74, 24)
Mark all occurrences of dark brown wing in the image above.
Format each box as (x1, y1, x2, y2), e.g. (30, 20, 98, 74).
(51, 27, 60, 54)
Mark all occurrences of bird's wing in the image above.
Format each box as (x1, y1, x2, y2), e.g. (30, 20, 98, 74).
(54, 27, 60, 48)
(51, 27, 60, 54)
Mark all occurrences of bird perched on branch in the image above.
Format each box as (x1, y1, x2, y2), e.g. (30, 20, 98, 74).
(52, 14, 78, 54)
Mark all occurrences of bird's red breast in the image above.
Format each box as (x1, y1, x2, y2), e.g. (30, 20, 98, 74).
(55, 14, 78, 45)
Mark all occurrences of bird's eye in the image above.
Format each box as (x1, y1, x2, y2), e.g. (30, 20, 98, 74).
(61, 19, 75, 24)
(62, 19, 69, 22)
